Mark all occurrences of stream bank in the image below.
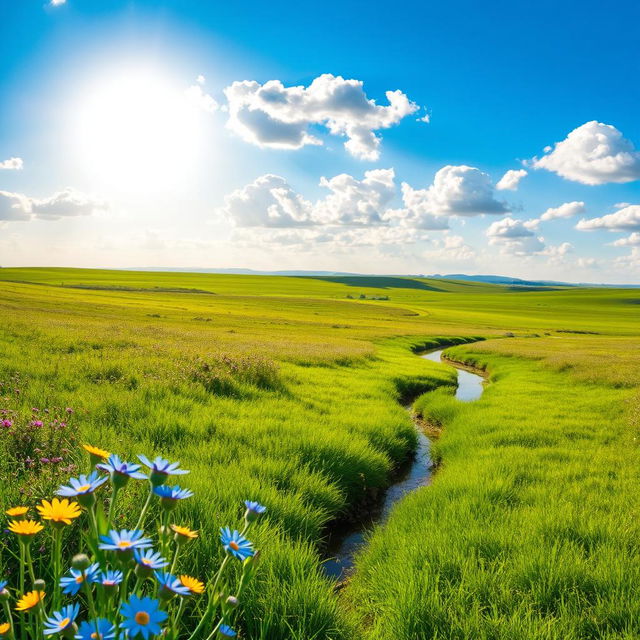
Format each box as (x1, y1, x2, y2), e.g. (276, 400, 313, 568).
(323, 347, 486, 580)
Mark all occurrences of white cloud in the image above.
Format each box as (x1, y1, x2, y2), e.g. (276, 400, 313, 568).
(612, 232, 640, 247)
(0, 157, 23, 170)
(0, 187, 107, 222)
(223, 74, 419, 160)
(387, 165, 508, 229)
(576, 205, 640, 231)
(314, 169, 396, 225)
(219, 174, 313, 228)
(185, 79, 218, 113)
(532, 121, 640, 185)
(50, 0, 66, 5)
(540, 201, 586, 221)
(496, 169, 527, 191)
(486, 216, 545, 255)
(424, 234, 476, 262)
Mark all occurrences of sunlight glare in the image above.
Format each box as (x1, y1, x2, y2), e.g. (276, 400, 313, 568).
(73, 66, 201, 192)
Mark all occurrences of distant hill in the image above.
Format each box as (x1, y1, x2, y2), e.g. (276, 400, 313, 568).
(122, 268, 640, 288)
(427, 273, 640, 289)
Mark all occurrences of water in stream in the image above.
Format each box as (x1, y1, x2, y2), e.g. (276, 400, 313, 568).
(323, 348, 485, 580)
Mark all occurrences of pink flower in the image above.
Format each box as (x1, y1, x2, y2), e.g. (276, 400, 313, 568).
(1, 419, 12, 428)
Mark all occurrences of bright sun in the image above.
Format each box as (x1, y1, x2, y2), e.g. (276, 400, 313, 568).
(73, 66, 201, 192)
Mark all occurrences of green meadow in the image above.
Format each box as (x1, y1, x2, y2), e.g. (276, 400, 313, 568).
(0, 267, 639, 639)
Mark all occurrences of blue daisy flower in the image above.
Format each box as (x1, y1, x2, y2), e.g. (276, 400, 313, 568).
(60, 564, 100, 595)
(137, 455, 189, 486)
(134, 549, 169, 573)
(120, 595, 167, 640)
(0, 580, 7, 592)
(244, 500, 267, 523)
(75, 619, 116, 640)
(154, 571, 191, 598)
(97, 454, 147, 488)
(153, 485, 193, 510)
(99, 569, 124, 587)
(218, 625, 237, 638)
(220, 527, 254, 561)
(44, 603, 79, 636)
(99, 529, 152, 553)
(57, 471, 108, 497)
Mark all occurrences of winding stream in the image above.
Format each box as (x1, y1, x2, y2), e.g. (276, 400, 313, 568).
(323, 347, 485, 580)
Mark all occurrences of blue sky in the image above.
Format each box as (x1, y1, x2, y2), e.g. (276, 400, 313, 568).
(1, 0, 639, 282)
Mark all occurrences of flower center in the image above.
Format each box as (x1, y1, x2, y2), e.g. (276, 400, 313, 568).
(117, 540, 132, 548)
(135, 612, 150, 625)
(229, 541, 240, 551)
(142, 558, 152, 566)
(75, 575, 85, 584)
(59, 618, 70, 629)
(90, 633, 103, 640)
(77, 484, 91, 492)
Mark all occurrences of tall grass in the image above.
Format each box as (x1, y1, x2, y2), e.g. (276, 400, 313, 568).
(344, 345, 640, 639)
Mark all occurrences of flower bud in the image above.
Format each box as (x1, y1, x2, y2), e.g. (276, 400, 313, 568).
(0, 588, 10, 602)
(226, 595, 239, 608)
(33, 579, 46, 591)
(71, 553, 91, 570)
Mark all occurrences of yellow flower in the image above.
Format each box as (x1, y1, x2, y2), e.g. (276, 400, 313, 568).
(170, 524, 198, 540)
(8, 519, 44, 536)
(0, 622, 10, 635)
(6, 506, 29, 517)
(82, 444, 110, 460)
(36, 498, 81, 525)
(179, 575, 205, 594)
(15, 590, 45, 611)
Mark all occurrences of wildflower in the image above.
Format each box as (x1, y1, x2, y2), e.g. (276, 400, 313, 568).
(5, 506, 28, 518)
(82, 444, 109, 467)
(99, 529, 152, 553)
(31, 420, 43, 428)
(15, 590, 45, 612)
(0, 623, 10, 638)
(57, 472, 108, 507)
(153, 485, 193, 510)
(244, 500, 267, 523)
(154, 572, 191, 598)
(97, 454, 146, 488)
(218, 625, 237, 638)
(0, 581, 7, 593)
(220, 527, 254, 561)
(137, 455, 189, 486)
(8, 519, 43, 537)
(120, 595, 167, 640)
(99, 570, 124, 587)
(60, 564, 100, 595)
(37, 498, 82, 526)
(1, 420, 11, 428)
(44, 603, 79, 636)
(179, 575, 205, 595)
(133, 549, 168, 575)
(74, 619, 116, 640)
(170, 524, 198, 543)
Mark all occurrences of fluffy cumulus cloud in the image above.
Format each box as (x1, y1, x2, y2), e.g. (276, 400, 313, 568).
(0, 187, 107, 222)
(219, 175, 313, 228)
(496, 169, 527, 191)
(0, 157, 23, 170)
(388, 165, 508, 229)
(612, 232, 640, 247)
(485, 216, 545, 255)
(533, 121, 640, 185)
(539, 201, 585, 221)
(313, 169, 396, 225)
(223, 74, 419, 160)
(576, 204, 640, 231)
(221, 164, 509, 237)
(185, 76, 218, 113)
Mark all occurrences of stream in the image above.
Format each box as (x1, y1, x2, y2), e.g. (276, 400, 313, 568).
(323, 347, 486, 580)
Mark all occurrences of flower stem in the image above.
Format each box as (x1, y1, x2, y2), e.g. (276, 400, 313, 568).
(107, 486, 119, 530)
(135, 482, 154, 531)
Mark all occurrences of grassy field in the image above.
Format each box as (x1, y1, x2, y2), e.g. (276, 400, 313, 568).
(0, 267, 639, 639)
